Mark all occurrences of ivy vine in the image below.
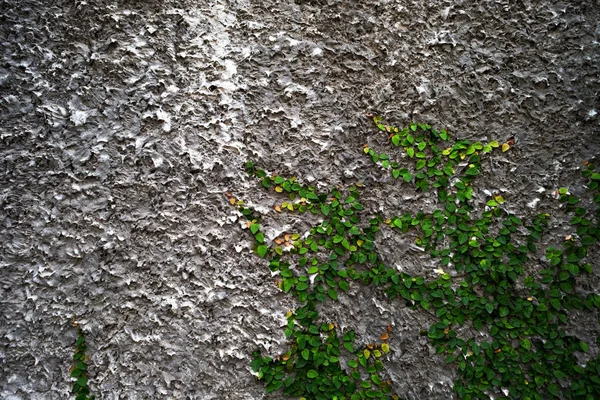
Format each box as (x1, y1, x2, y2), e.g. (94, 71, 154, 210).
(234, 117, 600, 399)
(70, 325, 95, 400)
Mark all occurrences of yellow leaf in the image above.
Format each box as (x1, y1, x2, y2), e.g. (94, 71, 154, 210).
(385, 219, 391, 224)
(494, 195, 505, 204)
(274, 205, 282, 212)
(489, 141, 500, 148)
(460, 153, 466, 160)
(442, 148, 451, 156)
(373, 349, 382, 358)
(363, 349, 371, 359)
(287, 203, 294, 211)
(275, 186, 283, 193)
(229, 197, 236, 205)
(355, 182, 363, 187)
(502, 143, 510, 152)
(285, 310, 293, 318)
(381, 343, 390, 353)
(357, 239, 364, 247)
(364, 147, 370, 154)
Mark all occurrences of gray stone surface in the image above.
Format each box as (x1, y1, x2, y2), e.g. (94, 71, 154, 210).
(1, 0, 599, 399)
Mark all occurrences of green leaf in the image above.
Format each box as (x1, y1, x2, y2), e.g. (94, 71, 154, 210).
(328, 288, 338, 300)
(406, 148, 415, 158)
(392, 169, 400, 179)
(307, 369, 319, 379)
(391, 135, 400, 146)
(266, 381, 282, 393)
(302, 348, 310, 360)
(485, 303, 494, 314)
(339, 280, 349, 291)
(548, 384, 560, 397)
(580, 341, 589, 352)
(257, 245, 268, 258)
(549, 299, 562, 310)
(521, 339, 531, 350)
(77, 377, 88, 387)
(416, 160, 426, 170)
(582, 236, 596, 246)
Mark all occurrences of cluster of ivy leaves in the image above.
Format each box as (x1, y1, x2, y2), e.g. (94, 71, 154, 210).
(70, 327, 95, 400)
(236, 117, 600, 400)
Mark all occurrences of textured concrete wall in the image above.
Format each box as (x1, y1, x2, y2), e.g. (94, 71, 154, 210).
(1, 0, 599, 399)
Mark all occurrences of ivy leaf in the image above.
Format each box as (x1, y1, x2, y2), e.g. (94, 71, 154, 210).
(416, 160, 426, 170)
(250, 223, 260, 234)
(257, 245, 268, 258)
(328, 288, 338, 300)
(485, 303, 494, 314)
(307, 370, 319, 379)
(406, 147, 415, 158)
(580, 341, 589, 352)
(465, 167, 479, 176)
(392, 169, 400, 179)
(547, 384, 560, 397)
(266, 381, 283, 393)
(302, 348, 310, 360)
(391, 135, 400, 146)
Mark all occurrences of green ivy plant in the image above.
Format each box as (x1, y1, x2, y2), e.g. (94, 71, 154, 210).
(235, 117, 600, 400)
(71, 325, 95, 400)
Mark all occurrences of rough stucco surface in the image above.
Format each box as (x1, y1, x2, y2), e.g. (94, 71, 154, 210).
(1, 0, 599, 399)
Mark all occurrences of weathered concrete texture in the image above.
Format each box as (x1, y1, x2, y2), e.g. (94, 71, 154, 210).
(0, 0, 599, 399)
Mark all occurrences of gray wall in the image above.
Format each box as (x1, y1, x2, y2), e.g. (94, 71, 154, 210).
(1, 0, 598, 398)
